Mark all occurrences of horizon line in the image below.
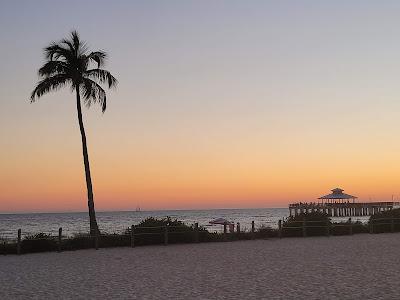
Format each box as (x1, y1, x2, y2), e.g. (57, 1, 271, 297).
(0, 206, 288, 215)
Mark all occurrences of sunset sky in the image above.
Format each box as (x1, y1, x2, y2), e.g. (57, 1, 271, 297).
(1, 1, 400, 213)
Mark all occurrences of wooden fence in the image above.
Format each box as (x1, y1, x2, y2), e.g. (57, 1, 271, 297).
(7, 221, 259, 255)
(278, 217, 400, 238)
(5, 217, 400, 254)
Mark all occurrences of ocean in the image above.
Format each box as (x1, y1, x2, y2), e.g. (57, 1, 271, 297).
(0, 208, 369, 240)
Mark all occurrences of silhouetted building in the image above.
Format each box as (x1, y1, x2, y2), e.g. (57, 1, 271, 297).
(318, 188, 357, 204)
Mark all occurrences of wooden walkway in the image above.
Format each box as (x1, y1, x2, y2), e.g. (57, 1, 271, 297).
(289, 202, 400, 217)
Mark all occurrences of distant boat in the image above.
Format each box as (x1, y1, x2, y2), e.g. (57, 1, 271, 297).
(135, 206, 141, 212)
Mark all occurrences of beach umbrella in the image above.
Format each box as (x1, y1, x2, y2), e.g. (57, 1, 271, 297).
(209, 218, 235, 232)
(209, 218, 232, 225)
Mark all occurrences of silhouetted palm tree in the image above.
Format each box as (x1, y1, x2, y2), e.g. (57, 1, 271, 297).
(31, 31, 117, 235)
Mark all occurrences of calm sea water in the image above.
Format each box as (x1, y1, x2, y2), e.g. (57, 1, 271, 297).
(0, 208, 369, 239)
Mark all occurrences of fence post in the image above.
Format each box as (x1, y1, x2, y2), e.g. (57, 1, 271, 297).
(130, 225, 135, 248)
(164, 225, 168, 246)
(325, 220, 330, 236)
(223, 222, 227, 241)
(237, 222, 240, 234)
(58, 227, 62, 252)
(302, 220, 307, 237)
(251, 221, 255, 239)
(95, 232, 99, 250)
(369, 221, 373, 234)
(278, 220, 282, 239)
(194, 223, 199, 243)
(391, 218, 395, 233)
(17, 229, 21, 255)
(348, 218, 353, 235)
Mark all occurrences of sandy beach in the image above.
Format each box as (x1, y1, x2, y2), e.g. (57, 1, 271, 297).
(1, 233, 400, 299)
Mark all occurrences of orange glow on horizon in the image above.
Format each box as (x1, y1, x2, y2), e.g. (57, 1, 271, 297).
(1, 139, 399, 212)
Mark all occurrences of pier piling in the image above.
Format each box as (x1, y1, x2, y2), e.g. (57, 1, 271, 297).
(289, 201, 399, 218)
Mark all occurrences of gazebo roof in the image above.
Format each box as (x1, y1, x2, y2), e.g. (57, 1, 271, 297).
(318, 188, 357, 200)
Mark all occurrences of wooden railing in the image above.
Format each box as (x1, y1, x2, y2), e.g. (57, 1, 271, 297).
(279, 217, 400, 238)
(4, 217, 400, 255)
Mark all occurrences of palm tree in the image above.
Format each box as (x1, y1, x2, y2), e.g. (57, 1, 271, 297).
(31, 31, 117, 235)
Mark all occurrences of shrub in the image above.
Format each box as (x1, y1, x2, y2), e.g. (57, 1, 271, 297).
(255, 225, 278, 238)
(369, 208, 400, 233)
(331, 219, 353, 235)
(99, 233, 130, 248)
(0, 240, 17, 255)
(21, 233, 57, 253)
(62, 233, 95, 251)
(282, 212, 330, 237)
(127, 217, 210, 245)
(351, 221, 369, 234)
(330, 219, 369, 235)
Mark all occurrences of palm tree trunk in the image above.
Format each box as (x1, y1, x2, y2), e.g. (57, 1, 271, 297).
(76, 86, 99, 236)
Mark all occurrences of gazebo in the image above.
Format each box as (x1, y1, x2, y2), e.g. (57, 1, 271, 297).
(318, 188, 357, 204)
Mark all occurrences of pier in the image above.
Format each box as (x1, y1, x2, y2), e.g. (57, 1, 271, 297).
(289, 188, 400, 217)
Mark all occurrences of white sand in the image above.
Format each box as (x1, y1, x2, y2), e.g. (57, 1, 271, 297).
(1, 233, 400, 299)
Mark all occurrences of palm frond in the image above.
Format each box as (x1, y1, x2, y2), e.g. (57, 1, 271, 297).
(81, 78, 107, 112)
(33, 30, 116, 112)
(84, 68, 117, 88)
(60, 38, 75, 53)
(87, 51, 107, 68)
(30, 75, 71, 101)
(71, 30, 80, 50)
(44, 43, 73, 61)
(38, 61, 70, 77)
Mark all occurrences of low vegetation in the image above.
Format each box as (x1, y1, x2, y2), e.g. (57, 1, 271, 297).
(330, 220, 369, 235)
(22, 233, 58, 253)
(0, 217, 279, 255)
(369, 208, 400, 233)
(128, 217, 209, 245)
(282, 212, 330, 237)
(282, 212, 370, 236)
(2, 212, 400, 255)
